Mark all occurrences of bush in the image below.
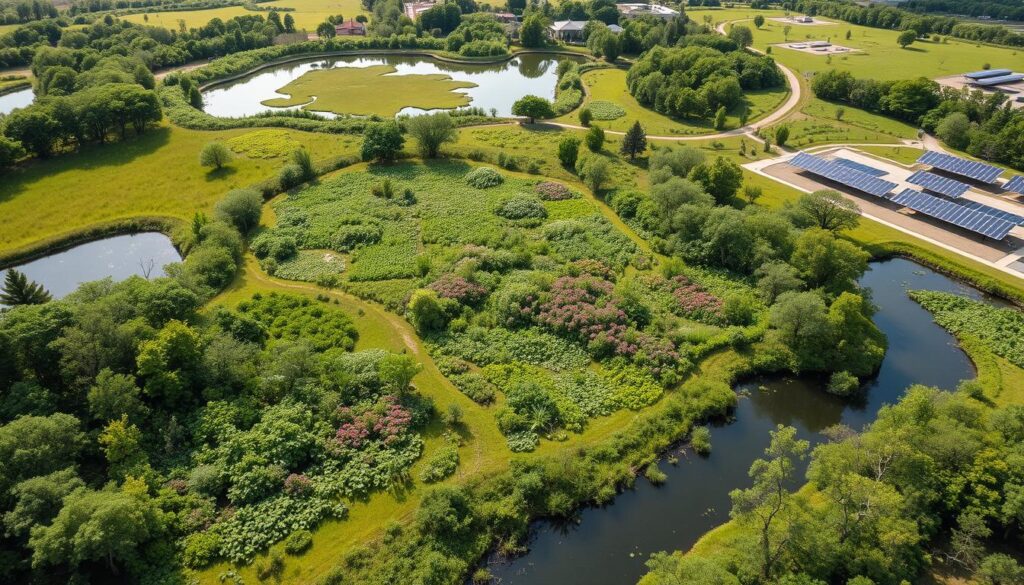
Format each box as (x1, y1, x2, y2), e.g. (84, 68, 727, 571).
(644, 462, 667, 485)
(182, 531, 222, 568)
(690, 426, 711, 455)
(578, 107, 593, 126)
(465, 167, 504, 188)
(199, 142, 233, 170)
(585, 125, 605, 152)
(827, 371, 860, 396)
(214, 189, 263, 234)
(419, 443, 459, 482)
(494, 196, 548, 221)
(588, 100, 625, 120)
(405, 112, 456, 158)
(558, 135, 581, 168)
(283, 529, 313, 555)
(535, 181, 575, 201)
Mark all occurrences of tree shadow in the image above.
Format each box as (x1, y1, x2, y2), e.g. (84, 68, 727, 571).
(204, 165, 238, 181)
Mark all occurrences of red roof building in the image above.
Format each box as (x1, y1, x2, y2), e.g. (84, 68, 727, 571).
(334, 19, 366, 36)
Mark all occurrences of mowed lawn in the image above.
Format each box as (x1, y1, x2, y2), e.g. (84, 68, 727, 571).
(689, 7, 1024, 80)
(0, 125, 359, 256)
(553, 67, 789, 135)
(123, 0, 365, 33)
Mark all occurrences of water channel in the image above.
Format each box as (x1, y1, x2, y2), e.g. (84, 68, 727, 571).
(0, 232, 182, 301)
(201, 53, 571, 118)
(484, 257, 1001, 585)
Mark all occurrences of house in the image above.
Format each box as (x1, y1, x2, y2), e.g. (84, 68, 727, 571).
(403, 1, 435, 20)
(549, 20, 587, 42)
(617, 3, 679, 20)
(335, 19, 366, 36)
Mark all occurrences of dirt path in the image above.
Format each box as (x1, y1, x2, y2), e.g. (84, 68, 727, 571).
(154, 60, 209, 80)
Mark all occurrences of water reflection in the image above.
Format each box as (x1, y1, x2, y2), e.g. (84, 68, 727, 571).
(482, 258, 998, 585)
(0, 87, 34, 115)
(0, 233, 182, 302)
(201, 53, 575, 118)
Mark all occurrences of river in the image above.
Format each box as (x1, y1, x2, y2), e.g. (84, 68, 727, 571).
(482, 257, 999, 584)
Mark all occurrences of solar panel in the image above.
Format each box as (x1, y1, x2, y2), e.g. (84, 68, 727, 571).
(832, 158, 888, 177)
(907, 170, 969, 199)
(974, 74, 1024, 87)
(890, 189, 1015, 239)
(916, 151, 1003, 184)
(956, 199, 1024, 226)
(964, 68, 1012, 80)
(789, 152, 897, 197)
(1004, 175, 1024, 195)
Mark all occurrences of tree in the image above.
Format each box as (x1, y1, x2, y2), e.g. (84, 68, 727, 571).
(729, 425, 809, 581)
(790, 228, 869, 295)
(511, 95, 554, 123)
(407, 289, 448, 333)
(361, 120, 405, 162)
(379, 353, 422, 394)
(688, 157, 742, 204)
(936, 112, 972, 150)
(519, 13, 546, 48)
(978, 554, 1024, 585)
(774, 125, 790, 147)
(199, 142, 232, 170)
(585, 125, 605, 152)
(575, 154, 610, 192)
(753, 14, 765, 28)
(99, 416, 149, 480)
(4, 468, 85, 538)
(0, 414, 85, 493)
(601, 32, 621, 62)
(317, 21, 336, 38)
(88, 368, 148, 423)
(897, 29, 917, 48)
(4, 107, 58, 158)
(557, 135, 580, 168)
(728, 24, 753, 47)
(783, 24, 791, 40)
(132, 63, 155, 90)
(578, 107, 593, 127)
(768, 291, 834, 369)
(291, 148, 316, 181)
(1, 269, 52, 306)
(744, 184, 763, 204)
(214, 189, 262, 233)
(713, 105, 727, 130)
(283, 13, 295, 32)
(0, 135, 23, 172)
(797, 189, 860, 231)
(620, 121, 647, 160)
(405, 112, 456, 158)
(755, 261, 803, 303)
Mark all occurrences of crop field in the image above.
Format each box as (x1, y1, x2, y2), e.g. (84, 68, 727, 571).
(122, 0, 364, 32)
(263, 65, 477, 117)
(553, 67, 788, 135)
(690, 7, 1024, 80)
(0, 125, 358, 256)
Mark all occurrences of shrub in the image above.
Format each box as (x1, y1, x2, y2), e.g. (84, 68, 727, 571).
(827, 371, 860, 396)
(361, 120, 405, 162)
(214, 189, 263, 233)
(251, 232, 298, 261)
(405, 112, 456, 158)
(495, 196, 548, 221)
(283, 530, 313, 555)
(557, 135, 581, 168)
(588, 101, 625, 120)
(199, 142, 233, 170)
(450, 372, 496, 404)
(575, 155, 610, 192)
(465, 167, 504, 188)
(690, 426, 711, 455)
(419, 443, 459, 482)
(585, 125, 605, 152)
(182, 531, 222, 568)
(578, 107, 593, 126)
(535, 181, 575, 201)
(644, 462, 667, 485)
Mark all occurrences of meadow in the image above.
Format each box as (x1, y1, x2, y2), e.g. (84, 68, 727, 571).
(122, 0, 365, 32)
(552, 67, 789, 135)
(0, 125, 359, 258)
(263, 65, 477, 116)
(689, 7, 1024, 80)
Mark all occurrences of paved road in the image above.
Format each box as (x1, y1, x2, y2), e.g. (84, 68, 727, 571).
(539, 20, 803, 141)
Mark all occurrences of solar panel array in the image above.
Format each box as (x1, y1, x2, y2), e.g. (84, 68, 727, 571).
(974, 74, 1024, 87)
(964, 68, 1012, 79)
(789, 152, 897, 197)
(957, 199, 1024, 226)
(890, 189, 1015, 239)
(906, 170, 969, 199)
(917, 151, 1003, 184)
(833, 158, 889, 177)
(1004, 175, 1024, 195)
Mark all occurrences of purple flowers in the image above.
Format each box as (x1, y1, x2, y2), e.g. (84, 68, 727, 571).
(428, 273, 488, 305)
(284, 473, 313, 496)
(335, 395, 413, 449)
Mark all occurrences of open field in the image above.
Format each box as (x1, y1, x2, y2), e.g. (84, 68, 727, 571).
(122, 0, 364, 32)
(690, 7, 1024, 80)
(552, 67, 789, 135)
(263, 65, 476, 116)
(0, 125, 359, 257)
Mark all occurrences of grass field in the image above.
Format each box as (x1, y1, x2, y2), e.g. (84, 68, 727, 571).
(690, 7, 1024, 80)
(780, 96, 919, 147)
(552, 67, 789, 135)
(0, 125, 359, 257)
(263, 65, 477, 116)
(122, 0, 365, 32)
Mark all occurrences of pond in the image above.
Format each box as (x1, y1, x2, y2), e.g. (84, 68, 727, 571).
(0, 87, 34, 116)
(201, 53, 571, 119)
(481, 258, 1001, 585)
(0, 232, 182, 302)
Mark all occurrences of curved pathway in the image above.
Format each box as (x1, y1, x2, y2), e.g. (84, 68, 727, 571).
(537, 21, 803, 141)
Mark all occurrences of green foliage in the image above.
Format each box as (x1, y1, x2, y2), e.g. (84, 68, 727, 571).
(910, 291, 1024, 368)
(620, 121, 647, 159)
(408, 289, 449, 334)
(495, 196, 548, 221)
(361, 120, 405, 162)
(827, 370, 860, 396)
(283, 529, 313, 556)
(420, 441, 460, 483)
(690, 426, 711, 455)
(236, 292, 358, 352)
(0, 269, 52, 306)
(406, 112, 457, 158)
(585, 125, 605, 152)
(588, 100, 625, 121)
(214, 188, 263, 234)
(578, 106, 594, 126)
(199, 141, 233, 170)
(433, 327, 591, 371)
(574, 154, 611, 192)
(511, 95, 555, 122)
(465, 167, 504, 189)
(558, 135, 581, 168)
(797, 190, 860, 232)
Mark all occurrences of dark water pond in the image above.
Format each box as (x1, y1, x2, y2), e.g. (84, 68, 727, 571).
(0, 87, 34, 115)
(0, 232, 182, 301)
(201, 53, 572, 118)
(483, 258, 1001, 585)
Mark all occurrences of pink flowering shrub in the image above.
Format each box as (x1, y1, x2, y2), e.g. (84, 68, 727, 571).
(428, 273, 488, 305)
(567, 259, 615, 281)
(537, 276, 636, 357)
(667, 275, 724, 323)
(335, 395, 413, 449)
(283, 473, 313, 496)
(535, 181, 575, 201)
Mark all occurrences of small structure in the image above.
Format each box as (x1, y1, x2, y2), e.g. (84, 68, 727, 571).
(964, 68, 1012, 80)
(549, 20, 587, 42)
(794, 15, 813, 23)
(973, 73, 1024, 87)
(808, 40, 831, 48)
(617, 3, 679, 20)
(403, 1, 435, 20)
(607, 23, 623, 33)
(334, 19, 366, 36)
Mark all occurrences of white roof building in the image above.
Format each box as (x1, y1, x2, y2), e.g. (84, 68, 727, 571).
(617, 3, 679, 20)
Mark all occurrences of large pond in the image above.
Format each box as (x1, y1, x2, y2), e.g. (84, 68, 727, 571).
(0, 232, 182, 302)
(0, 87, 34, 116)
(482, 258, 1001, 585)
(201, 53, 570, 118)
